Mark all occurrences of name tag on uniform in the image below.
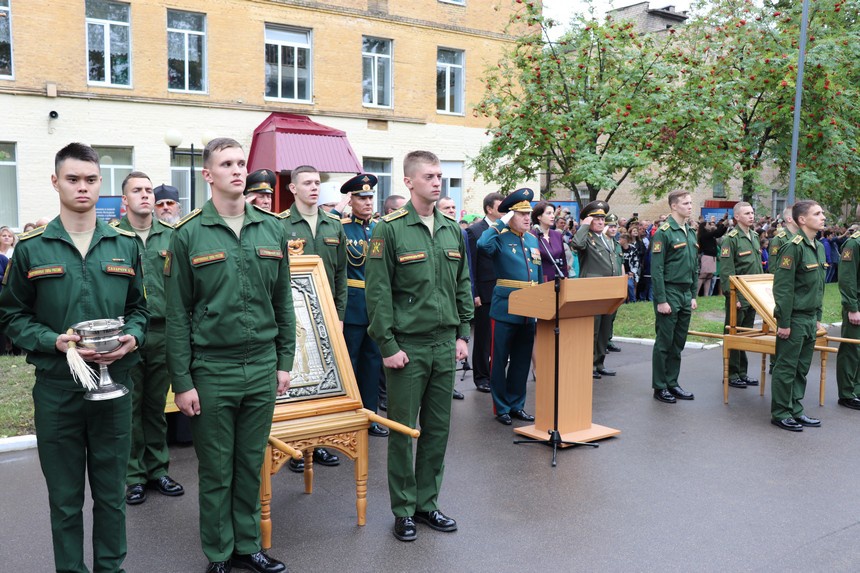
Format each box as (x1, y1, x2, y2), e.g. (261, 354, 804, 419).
(446, 250, 461, 260)
(191, 252, 227, 266)
(27, 265, 65, 280)
(398, 252, 426, 264)
(738, 250, 752, 257)
(104, 264, 135, 277)
(672, 242, 687, 249)
(257, 248, 283, 259)
(323, 237, 340, 246)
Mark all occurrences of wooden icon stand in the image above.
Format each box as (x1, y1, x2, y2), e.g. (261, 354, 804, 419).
(509, 276, 626, 445)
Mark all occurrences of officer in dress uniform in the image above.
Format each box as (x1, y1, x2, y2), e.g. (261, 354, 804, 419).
(572, 201, 623, 378)
(836, 227, 860, 410)
(244, 169, 276, 212)
(340, 173, 389, 437)
(477, 188, 543, 425)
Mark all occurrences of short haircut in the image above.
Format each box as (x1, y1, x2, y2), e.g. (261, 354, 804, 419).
(667, 189, 690, 207)
(782, 206, 794, 222)
(55, 142, 99, 174)
(403, 150, 439, 177)
(792, 200, 819, 224)
(437, 196, 455, 205)
(290, 165, 319, 182)
(383, 195, 405, 214)
(733, 201, 752, 216)
(202, 137, 242, 167)
(483, 192, 504, 215)
(121, 171, 151, 194)
(530, 201, 555, 226)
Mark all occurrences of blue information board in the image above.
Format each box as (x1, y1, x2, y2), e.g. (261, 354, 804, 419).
(95, 196, 124, 223)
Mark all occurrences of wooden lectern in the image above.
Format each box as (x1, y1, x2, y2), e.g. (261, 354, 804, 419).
(508, 276, 627, 445)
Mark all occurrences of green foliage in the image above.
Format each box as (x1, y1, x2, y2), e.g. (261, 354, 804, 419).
(0, 356, 35, 438)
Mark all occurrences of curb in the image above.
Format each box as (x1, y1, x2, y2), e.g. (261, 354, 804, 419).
(612, 336, 721, 351)
(0, 434, 36, 453)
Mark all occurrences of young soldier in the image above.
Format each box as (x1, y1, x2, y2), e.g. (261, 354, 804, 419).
(719, 201, 763, 388)
(280, 164, 346, 472)
(768, 206, 798, 274)
(366, 150, 474, 542)
(477, 187, 542, 425)
(770, 200, 827, 431)
(166, 137, 294, 573)
(650, 190, 698, 403)
(836, 226, 860, 410)
(117, 171, 184, 506)
(0, 142, 148, 572)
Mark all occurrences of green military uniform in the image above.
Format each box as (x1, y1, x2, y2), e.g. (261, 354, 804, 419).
(165, 201, 295, 562)
(0, 217, 148, 573)
(768, 228, 794, 274)
(719, 226, 763, 382)
(280, 207, 347, 320)
(771, 233, 825, 421)
(650, 217, 698, 390)
(571, 223, 623, 371)
(116, 217, 176, 487)
(836, 231, 860, 401)
(366, 202, 474, 517)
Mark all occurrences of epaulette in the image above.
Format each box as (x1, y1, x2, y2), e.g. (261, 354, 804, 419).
(659, 222, 670, 231)
(276, 209, 290, 218)
(727, 229, 738, 238)
(341, 217, 352, 224)
(18, 226, 45, 241)
(791, 234, 804, 244)
(776, 231, 786, 238)
(852, 231, 860, 239)
(441, 211, 456, 221)
(325, 211, 341, 220)
(109, 220, 120, 227)
(251, 204, 280, 218)
(112, 226, 136, 238)
(174, 208, 202, 228)
(157, 220, 175, 229)
(382, 208, 408, 222)
(500, 228, 509, 234)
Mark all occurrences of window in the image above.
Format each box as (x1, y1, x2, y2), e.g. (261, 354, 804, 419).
(712, 179, 727, 199)
(440, 160, 463, 214)
(437, 48, 464, 114)
(265, 25, 311, 102)
(362, 37, 391, 107)
(439, 0, 466, 5)
(772, 191, 786, 220)
(86, 0, 130, 86)
(363, 158, 392, 214)
(0, 142, 18, 227)
(0, 0, 12, 78)
(167, 10, 206, 92)
(93, 146, 133, 196)
(171, 151, 209, 214)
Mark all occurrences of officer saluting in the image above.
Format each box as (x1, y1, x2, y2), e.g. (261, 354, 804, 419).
(340, 173, 389, 437)
(477, 188, 542, 425)
(244, 168, 276, 212)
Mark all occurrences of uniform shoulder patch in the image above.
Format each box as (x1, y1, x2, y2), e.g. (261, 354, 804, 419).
(769, 245, 779, 256)
(382, 208, 408, 222)
(791, 234, 804, 245)
(157, 220, 175, 229)
(659, 222, 670, 231)
(779, 255, 793, 270)
(369, 238, 384, 258)
(720, 246, 731, 258)
(325, 211, 341, 221)
(175, 208, 202, 228)
(252, 204, 280, 218)
(726, 229, 738, 238)
(18, 226, 46, 241)
(652, 241, 662, 253)
(852, 231, 860, 239)
(112, 226, 136, 238)
(109, 220, 120, 227)
(842, 249, 853, 262)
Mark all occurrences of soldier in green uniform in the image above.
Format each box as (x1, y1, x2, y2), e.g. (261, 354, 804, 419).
(117, 172, 185, 506)
(572, 201, 623, 378)
(366, 150, 474, 542)
(280, 164, 346, 471)
(768, 206, 798, 274)
(719, 202, 764, 389)
(650, 190, 698, 404)
(166, 138, 294, 573)
(837, 226, 860, 410)
(0, 142, 148, 573)
(770, 200, 827, 431)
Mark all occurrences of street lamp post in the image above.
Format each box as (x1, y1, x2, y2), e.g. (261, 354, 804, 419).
(164, 130, 214, 211)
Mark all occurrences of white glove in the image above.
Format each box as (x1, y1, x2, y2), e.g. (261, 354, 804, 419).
(501, 211, 515, 225)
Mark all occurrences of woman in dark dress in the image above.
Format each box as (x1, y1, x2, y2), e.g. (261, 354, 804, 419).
(530, 201, 569, 281)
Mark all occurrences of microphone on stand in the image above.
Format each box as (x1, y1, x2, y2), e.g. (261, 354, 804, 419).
(534, 225, 566, 280)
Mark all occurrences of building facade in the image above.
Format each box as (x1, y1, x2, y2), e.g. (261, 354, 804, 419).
(0, 0, 534, 228)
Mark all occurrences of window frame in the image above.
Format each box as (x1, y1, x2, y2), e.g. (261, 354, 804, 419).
(0, 0, 14, 80)
(438, 0, 466, 5)
(170, 150, 209, 215)
(0, 141, 19, 228)
(92, 146, 134, 196)
(440, 160, 464, 215)
(167, 9, 207, 94)
(85, 0, 132, 88)
(264, 24, 313, 103)
(436, 47, 465, 116)
(361, 36, 392, 109)
(362, 157, 393, 214)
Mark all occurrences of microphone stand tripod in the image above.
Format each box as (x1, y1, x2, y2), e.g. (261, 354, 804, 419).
(514, 229, 598, 467)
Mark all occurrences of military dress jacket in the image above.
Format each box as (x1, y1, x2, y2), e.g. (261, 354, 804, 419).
(719, 227, 763, 307)
(773, 233, 826, 328)
(650, 217, 699, 304)
(165, 201, 296, 393)
(365, 202, 474, 358)
(342, 214, 375, 326)
(0, 217, 148, 388)
(280, 207, 347, 320)
(116, 216, 173, 323)
(571, 225, 622, 278)
(838, 232, 860, 313)
(477, 220, 543, 324)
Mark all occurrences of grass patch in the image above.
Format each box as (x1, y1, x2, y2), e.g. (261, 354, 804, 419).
(0, 355, 35, 438)
(614, 282, 844, 343)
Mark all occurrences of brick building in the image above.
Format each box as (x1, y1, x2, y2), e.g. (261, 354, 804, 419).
(0, 0, 534, 228)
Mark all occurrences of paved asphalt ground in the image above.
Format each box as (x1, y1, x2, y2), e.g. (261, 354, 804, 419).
(2, 336, 860, 573)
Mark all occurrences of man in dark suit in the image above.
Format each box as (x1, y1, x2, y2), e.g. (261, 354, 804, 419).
(466, 192, 504, 393)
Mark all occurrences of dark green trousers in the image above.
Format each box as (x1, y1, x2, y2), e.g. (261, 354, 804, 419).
(836, 309, 860, 399)
(593, 312, 615, 369)
(127, 324, 171, 485)
(190, 355, 277, 562)
(724, 298, 756, 379)
(771, 313, 816, 420)
(33, 377, 132, 573)
(652, 285, 692, 390)
(386, 332, 455, 517)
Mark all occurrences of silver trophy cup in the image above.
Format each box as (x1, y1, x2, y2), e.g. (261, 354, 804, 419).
(70, 318, 130, 401)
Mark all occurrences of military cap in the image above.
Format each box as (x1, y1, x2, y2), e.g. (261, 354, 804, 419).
(245, 169, 276, 195)
(605, 213, 619, 225)
(153, 184, 180, 203)
(581, 200, 609, 219)
(498, 188, 535, 213)
(340, 173, 378, 197)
